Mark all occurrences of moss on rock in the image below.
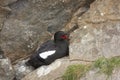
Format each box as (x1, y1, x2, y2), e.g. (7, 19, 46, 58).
(63, 56, 120, 80)
(94, 56, 120, 76)
(62, 64, 91, 80)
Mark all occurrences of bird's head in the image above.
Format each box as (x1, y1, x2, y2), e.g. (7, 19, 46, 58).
(54, 31, 69, 42)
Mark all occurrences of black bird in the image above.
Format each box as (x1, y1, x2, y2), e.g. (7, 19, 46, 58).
(26, 31, 69, 69)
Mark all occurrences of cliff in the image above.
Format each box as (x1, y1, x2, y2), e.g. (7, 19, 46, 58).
(0, 0, 120, 80)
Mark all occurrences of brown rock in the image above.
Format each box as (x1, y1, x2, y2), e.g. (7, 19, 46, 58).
(0, 0, 17, 6)
(0, 6, 11, 32)
(0, 0, 93, 63)
(22, 58, 70, 80)
(80, 68, 120, 80)
(0, 58, 15, 80)
(70, 0, 120, 61)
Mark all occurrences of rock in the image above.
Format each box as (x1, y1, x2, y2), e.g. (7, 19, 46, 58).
(14, 59, 34, 80)
(110, 68, 120, 80)
(0, 58, 15, 80)
(0, 18, 51, 62)
(0, 0, 17, 6)
(0, 0, 93, 63)
(80, 68, 120, 80)
(0, 6, 11, 32)
(22, 58, 70, 80)
(80, 68, 108, 80)
(0, 47, 5, 59)
(70, 0, 120, 61)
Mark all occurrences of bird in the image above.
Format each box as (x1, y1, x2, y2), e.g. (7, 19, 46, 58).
(26, 31, 69, 69)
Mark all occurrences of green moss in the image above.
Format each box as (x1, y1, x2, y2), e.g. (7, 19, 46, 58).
(93, 56, 120, 76)
(93, 57, 113, 75)
(62, 56, 120, 80)
(109, 56, 120, 67)
(62, 64, 90, 80)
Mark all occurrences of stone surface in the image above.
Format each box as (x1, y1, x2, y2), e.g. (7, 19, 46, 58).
(70, 0, 120, 61)
(14, 59, 34, 80)
(0, 18, 51, 62)
(0, 6, 11, 32)
(22, 58, 70, 80)
(80, 68, 120, 80)
(80, 68, 108, 80)
(0, 0, 17, 6)
(21, 58, 120, 80)
(0, 0, 92, 62)
(110, 68, 120, 80)
(1, 0, 120, 80)
(0, 58, 15, 80)
(15, 0, 120, 80)
(21, 57, 90, 80)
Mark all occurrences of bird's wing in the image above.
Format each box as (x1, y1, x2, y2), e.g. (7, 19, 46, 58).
(36, 40, 55, 54)
(39, 50, 56, 59)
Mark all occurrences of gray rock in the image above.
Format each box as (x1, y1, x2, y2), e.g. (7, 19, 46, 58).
(0, 58, 15, 80)
(70, 0, 120, 61)
(80, 68, 120, 80)
(0, 0, 91, 62)
(22, 58, 70, 80)
(14, 59, 34, 80)
(0, 0, 17, 6)
(0, 6, 11, 32)
(80, 68, 107, 80)
(110, 68, 120, 80)
(0, 18, 51, 62)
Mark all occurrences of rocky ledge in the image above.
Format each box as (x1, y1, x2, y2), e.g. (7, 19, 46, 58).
(0, 0, 120, 80)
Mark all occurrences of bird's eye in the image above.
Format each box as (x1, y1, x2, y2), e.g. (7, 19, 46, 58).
(60, 35, 68, 39)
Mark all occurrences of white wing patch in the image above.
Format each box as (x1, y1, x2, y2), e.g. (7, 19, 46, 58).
(39, 50, 56, 59)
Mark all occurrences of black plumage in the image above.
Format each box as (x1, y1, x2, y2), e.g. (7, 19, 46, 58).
(26, 31, 69, 69)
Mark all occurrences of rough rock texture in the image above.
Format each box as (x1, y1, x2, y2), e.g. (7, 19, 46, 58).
(21, 58, 70, 80)
(70, 0, 120, 61)
(80, 68, 120, 80)
(21, 58, 90, 80)
(1, 0, 120, 80)
(0, 58, 15, 80)
(0, 6, 10, 32)
(0, 0, 17, 6)
(14, 59, 34, 80)
(80, 68, 108, 80)
(8, 0, 120, 80)
(0, 0, 93, 62)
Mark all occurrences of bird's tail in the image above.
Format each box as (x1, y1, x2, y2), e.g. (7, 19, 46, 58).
(25, 60, 31, 66)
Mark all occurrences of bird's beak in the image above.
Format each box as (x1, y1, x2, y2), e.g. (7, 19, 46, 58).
(66, 33, 70, 41)
(65, 34, 70, 41)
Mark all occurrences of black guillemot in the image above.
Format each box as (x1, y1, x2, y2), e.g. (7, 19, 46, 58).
(26, 31, 69, 69)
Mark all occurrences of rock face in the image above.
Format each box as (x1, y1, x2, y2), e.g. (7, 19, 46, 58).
(0, 58, 15, 80)
(80, 68, 120, 80)
(0, 6, 10, 32)
(0, 0, 92, 62)
(0, 0, 17, 6)
(14, 59, 34, 80)
(0, 0, 120, 80)
(22, 58, 70, 80)
(70, 0, 120, 61)
(0, 47, 14, 80)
